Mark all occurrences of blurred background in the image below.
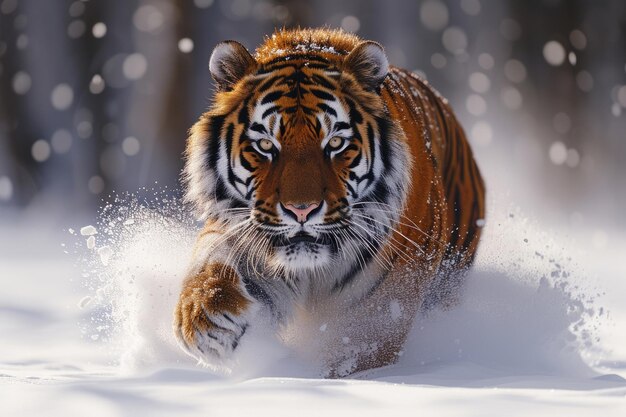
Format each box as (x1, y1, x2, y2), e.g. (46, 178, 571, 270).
(0, 0, 625, 244)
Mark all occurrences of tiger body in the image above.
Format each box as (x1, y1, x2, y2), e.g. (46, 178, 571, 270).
(175, 29, 485, 376)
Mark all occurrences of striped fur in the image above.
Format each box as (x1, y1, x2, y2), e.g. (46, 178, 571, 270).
(175, 29, 485, 376)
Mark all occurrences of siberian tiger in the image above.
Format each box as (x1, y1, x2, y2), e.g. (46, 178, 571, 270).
(174, 28, 485, 376)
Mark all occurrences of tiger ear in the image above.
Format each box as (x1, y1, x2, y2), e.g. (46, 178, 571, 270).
(209, 41, 257, 91)
(343, 41, 389, 91)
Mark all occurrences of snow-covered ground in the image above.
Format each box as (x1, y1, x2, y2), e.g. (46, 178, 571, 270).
(1, 193, 625, 416)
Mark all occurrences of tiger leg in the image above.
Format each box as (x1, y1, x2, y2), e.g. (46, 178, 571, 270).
(174, 262, 260, 366)
(325, 266, 426, 377)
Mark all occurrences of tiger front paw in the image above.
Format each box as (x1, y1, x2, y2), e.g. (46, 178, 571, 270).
(174, 263, 257, 366)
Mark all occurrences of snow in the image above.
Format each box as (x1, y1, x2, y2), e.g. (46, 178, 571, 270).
(1, 193, 626, 416)
(80, 225, 97, 236)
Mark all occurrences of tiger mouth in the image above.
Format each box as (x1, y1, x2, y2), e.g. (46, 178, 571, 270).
(272, 232, 331, 247)
(287, 232, 318, 244)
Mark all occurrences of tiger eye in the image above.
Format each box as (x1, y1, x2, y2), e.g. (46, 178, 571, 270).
(328, 137, 344, 150)
(259, 139, 274, 152)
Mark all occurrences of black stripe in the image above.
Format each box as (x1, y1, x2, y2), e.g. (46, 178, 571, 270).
(262, 105, 280, 119)
(368, 180, 389, 205)
(376, 116, 392, 168)
(241, 276, 275, 311)
(214, 178, 229, 202)
(238, 98, 250, 124)
(315, 117, 323, 135)
(311, 74, 336, 90)
(239, 152, 256, 172)
(334, 121, 350, 131)
(366, 122, 376, 187)
(345, 97, 363, 124)
(332, 236, 380, 292)
(310, 88, 336, 101)
(317, 103, 337, 117)
(259, 54, 331, 69)
(261, 90, 283, 104)
(249, 122, 266, 134)
(224, 123, 234, 165)
(207, 116, 225, 169)
(258, 75, 282, 92)
(348, 149, 362, 168)
(344, 179, 358, 199)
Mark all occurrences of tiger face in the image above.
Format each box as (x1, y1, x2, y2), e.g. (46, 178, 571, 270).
(185, 40, 410, 274)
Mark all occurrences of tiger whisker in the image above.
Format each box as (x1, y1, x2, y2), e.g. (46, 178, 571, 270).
(352, 202, 449, 248)
(346, 218, 421, 266)
(344, 218, 418, 267)
(350, 212, 428, 255)
(341, 222, 395, 270)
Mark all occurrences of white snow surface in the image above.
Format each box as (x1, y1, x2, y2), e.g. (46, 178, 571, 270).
(1, 194, 626, 416)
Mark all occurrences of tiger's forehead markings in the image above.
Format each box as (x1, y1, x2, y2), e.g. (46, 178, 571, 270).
(247, 59, 348, 139)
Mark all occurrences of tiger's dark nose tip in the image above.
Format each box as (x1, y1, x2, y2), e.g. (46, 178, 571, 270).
(281, 202, 321, 224)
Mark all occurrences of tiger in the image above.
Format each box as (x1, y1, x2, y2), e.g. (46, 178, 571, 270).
(174, 28, 485, 377)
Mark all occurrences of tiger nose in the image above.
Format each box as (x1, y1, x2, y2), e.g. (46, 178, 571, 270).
(281, 202, 321, 224)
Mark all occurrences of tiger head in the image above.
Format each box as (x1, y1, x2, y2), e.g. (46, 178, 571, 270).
(185, 30, 410, 274)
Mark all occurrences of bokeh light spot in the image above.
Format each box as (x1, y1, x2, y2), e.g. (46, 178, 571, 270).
(123, 54, 148, 80)
(460, 0, 481, 16)
(575, 71, 593, 92)
(420, 1, 448, 31)
(442, 27, 467, 55)
(51, 129, 73, 154)
(88, 176, 105, 194)
(92, 22, 107, 38)
(133, 5, 164, 33)
(51, 83, 74, 110)
(68, 1, 85, 17)
(471, 121, 493, 146)
(89, 74, 105, 94)
(430, 53, 447, 69)
(501, 86, 523, 110)
(67, 20, 86, 39)
(549, 141, 567, 165)
(504, 59, 527, 83)
(0, 176, 13, 201)
(566, 149, 580, 168)
(122, 136, 141, 156)
(16, 34, 28, 49)
(543, 41, 565, 66)
(12, 71, 31, 95)
(32, 140, 51, 162)
(569, 30, 587, 50)
(466, 94, 487, 116)
(478, 53, 494, 70)
(178, 38, 194, 53)
(469, 72, 490, 93)
(194, 0, 214, 8)
(341, 16, 360, 33)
